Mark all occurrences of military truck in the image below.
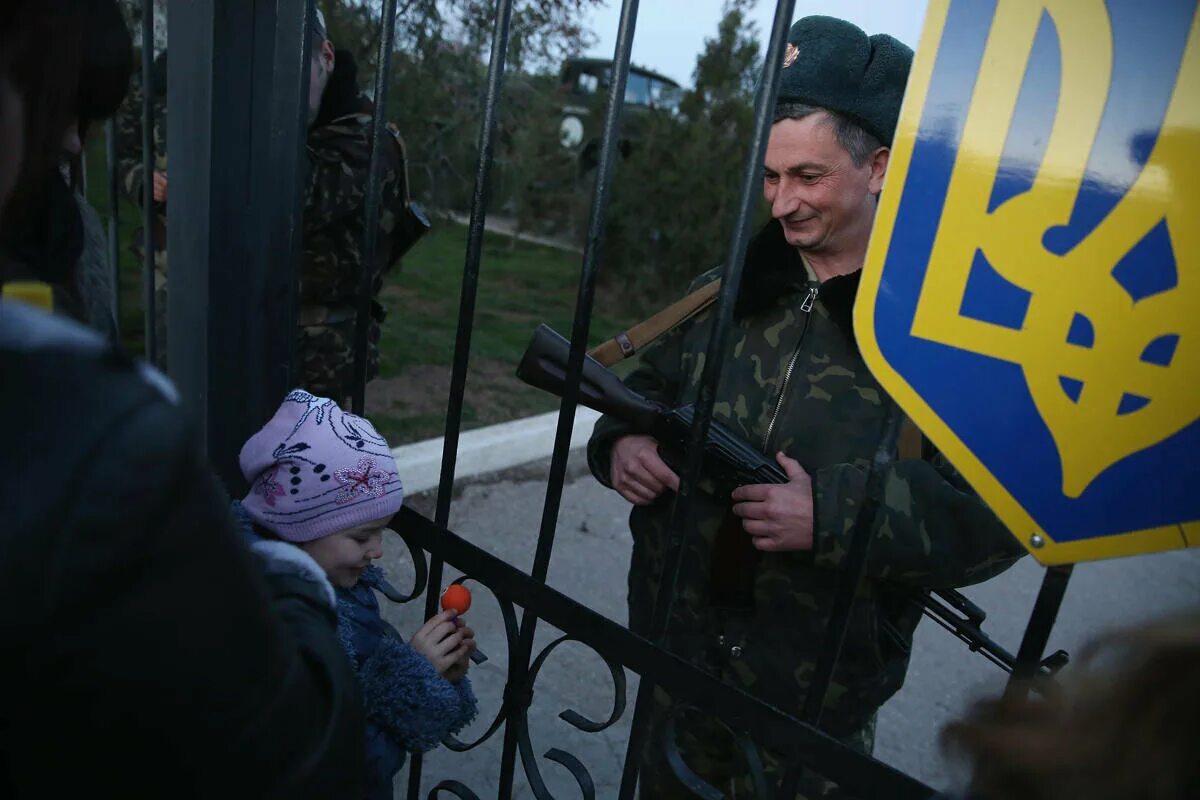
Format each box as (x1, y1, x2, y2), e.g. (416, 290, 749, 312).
(558, 57, 681, 171)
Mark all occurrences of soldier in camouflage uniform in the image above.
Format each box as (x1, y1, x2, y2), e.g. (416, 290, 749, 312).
(587, 17, 1026, 798)
(298, 8, 416, 401)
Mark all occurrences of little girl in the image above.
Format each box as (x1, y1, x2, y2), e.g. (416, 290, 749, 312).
(233, 389, 477, 799)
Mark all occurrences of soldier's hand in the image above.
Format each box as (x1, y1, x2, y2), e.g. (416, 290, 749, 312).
(730, 452, 814, 551)
(153, 170, 168, 203)
(611, 434, 680, 506)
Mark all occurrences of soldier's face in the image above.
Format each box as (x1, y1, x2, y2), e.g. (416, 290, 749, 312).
(762, 114, 888, 255)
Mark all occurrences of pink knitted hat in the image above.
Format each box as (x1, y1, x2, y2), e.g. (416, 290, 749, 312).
(239, 389, 404, 542)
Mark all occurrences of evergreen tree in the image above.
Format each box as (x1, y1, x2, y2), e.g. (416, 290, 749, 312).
(601, 0, 762, 299)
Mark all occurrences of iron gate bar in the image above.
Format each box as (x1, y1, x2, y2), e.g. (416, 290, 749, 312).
(397, 506, 935, 800)
(140, 0, 156, 363)
(648, 0, 797, 641)
(407, 1, 517, 796)
(1005, 563, 1073, 698)
(775, 405, 905, 798)
(428, 0, 518, 533)
(617, 0, 795, 796)
(497, 0, 642, 797)
(104, 118, 120, 333)
(350, 0, 400, 416)
(801, 404, 904, 726)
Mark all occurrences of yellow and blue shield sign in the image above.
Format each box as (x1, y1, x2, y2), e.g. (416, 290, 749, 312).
(856, 0, 1199, 564)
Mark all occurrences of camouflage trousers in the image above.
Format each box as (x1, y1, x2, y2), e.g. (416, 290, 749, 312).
(625, 496, 894, 799)
(637, 684, 876, 800)
(295, 304, 383, 401)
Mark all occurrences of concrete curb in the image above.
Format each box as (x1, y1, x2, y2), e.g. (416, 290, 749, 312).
(390, 408, 601, 496)
(437, 209, 583, 253)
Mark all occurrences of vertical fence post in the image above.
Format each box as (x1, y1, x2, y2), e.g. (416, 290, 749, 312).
(105, 118, 121, 334)
(1005, 564, 1073, 697)
(140, 0, 156, 364)
(407, 2, 516, 797)
(800, 405, 903, 725)
(492, 0, 642, 795)
(617, 1, 796, 796)
(167, 0, 310, 487)
(350, 0, 399, 416)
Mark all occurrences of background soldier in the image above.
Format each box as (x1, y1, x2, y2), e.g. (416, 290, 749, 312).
(115, 6, 420, 391)
(299, 6, 421, 401)
(587, 16, 1025, 798)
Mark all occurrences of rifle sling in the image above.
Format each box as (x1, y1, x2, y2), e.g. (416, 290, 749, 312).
(588, 279, 722, 367)
(589, 277, 924, 459)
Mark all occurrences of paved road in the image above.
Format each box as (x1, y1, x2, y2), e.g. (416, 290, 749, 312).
(378, 454, 1199, 798)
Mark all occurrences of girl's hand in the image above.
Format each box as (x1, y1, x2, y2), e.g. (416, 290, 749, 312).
(442, 622, 476, 683)
(410, 610, 472, 679)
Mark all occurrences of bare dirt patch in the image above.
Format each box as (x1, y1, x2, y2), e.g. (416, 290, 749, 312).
(366, 357, 557, 430)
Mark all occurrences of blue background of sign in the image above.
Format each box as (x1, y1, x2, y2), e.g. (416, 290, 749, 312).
(873, 0, 1199, 542)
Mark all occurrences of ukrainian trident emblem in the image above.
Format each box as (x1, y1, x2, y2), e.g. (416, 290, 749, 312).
(909, 0, 1198, 499)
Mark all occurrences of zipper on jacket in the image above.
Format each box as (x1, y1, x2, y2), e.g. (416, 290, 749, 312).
(763, 284, 819, 451)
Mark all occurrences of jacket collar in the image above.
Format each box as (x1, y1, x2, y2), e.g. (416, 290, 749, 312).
(734, 218, 863, 346)
(734, 219, 809, 319)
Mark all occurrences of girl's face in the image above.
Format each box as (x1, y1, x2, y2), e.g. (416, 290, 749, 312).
(300, 516, 387, 588)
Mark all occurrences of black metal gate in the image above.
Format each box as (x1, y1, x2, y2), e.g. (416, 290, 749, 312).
(100, 1, 1073, 797)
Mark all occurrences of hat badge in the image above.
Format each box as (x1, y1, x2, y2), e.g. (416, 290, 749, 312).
(782, 42, 799, 69)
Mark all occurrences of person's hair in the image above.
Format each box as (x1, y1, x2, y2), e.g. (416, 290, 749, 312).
(312, 48, 362, 128)
(772, 103, 883, 168)
(76, 0, 133, 134)
(942, 613, 1200, 800)
(1, 3, 84, 226)
(1, 0, 131, 279)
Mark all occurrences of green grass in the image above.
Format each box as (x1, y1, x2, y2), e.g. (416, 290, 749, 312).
(84, 130, 646, 444)
(371, 221, 646, 443)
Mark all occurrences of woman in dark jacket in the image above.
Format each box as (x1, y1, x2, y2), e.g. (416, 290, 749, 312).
(0, 3, 366, 796)
(0, 0, 128, 337)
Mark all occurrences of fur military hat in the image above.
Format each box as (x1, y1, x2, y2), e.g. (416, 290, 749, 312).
(310, 4, 328, 40)
(776, 16, 913, 145)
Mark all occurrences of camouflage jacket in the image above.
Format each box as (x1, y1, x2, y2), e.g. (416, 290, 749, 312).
(588, 219, 1023, 738)
(297, 95, 409, 398)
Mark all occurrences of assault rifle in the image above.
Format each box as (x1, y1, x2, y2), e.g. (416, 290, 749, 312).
(517, 324, 1069, 680)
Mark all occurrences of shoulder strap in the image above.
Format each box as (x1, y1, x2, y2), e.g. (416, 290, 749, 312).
(588, 276, 929, 460)
(588, 278, 722, 367)
(386, 123, 414, 205)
